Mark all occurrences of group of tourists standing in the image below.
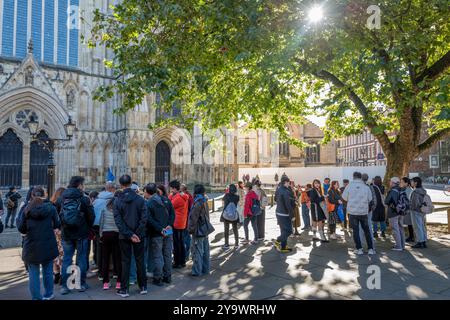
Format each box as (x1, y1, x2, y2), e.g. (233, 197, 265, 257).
(261, 172, 432, 254)
(2, 169, 434, 300)
(12, 175, 212, 300)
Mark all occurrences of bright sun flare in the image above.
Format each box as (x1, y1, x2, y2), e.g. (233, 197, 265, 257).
(308, 6, 324, 23)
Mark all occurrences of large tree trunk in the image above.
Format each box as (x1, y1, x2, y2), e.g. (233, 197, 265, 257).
(383, 137, 417, 186)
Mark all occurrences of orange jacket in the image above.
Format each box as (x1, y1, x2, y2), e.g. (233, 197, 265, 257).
(169, 192, 189, 229)
(300, 190, 310, 204)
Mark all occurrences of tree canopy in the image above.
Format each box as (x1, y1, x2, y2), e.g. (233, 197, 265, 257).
(90, 0, 450, 178)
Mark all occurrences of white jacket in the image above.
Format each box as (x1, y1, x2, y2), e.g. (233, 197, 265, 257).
(342, 179, 373, 216)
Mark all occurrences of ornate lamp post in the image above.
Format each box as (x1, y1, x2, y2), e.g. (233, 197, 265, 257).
(27, 116, 76, 199)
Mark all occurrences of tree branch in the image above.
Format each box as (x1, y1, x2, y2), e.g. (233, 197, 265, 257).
(414, 50, 450, 86)
(295, 58, 392, 151)
(417, 127, 450, 154)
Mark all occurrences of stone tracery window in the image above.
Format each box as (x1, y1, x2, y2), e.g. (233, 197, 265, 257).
(15, 109, 38, 129)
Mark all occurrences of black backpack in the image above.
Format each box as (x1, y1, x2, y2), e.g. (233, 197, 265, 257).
(61, 198, 83, 228)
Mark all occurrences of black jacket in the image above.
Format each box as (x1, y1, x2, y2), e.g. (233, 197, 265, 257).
(385, 185, 401, 219)
(275, 185, 294, 218)
(220, 193, 240, 223)
(308, 188, 325, 217)
(146, 194, 175, 238)
(18, 200, 60, 264)
(6, 191, 22, 209)
(57, 188, 95, 241)
(160, 195, 176, 221)
(113, 188, 147, 239)
(372, 185, 386, 222)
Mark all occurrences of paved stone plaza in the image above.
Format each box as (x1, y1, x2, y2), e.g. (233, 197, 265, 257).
(1, 204, 449, 300)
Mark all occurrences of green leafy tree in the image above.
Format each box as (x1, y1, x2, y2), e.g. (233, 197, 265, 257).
(90, 0, 450, 183)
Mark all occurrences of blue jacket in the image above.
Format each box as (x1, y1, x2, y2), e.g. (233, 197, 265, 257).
(93, 191, 114, 226)
(146, 194, 175, 237)
(18, 200, 60, 264)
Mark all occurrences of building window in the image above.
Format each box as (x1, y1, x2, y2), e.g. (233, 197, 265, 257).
(279, 142, 289, 157)
(306, 144, 319, 164)
(440, 140, 450, 173)
(244, 144, 250, 163)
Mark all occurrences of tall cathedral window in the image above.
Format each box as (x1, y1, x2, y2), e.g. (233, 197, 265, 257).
(306, 143, 320, 164)
(279, 142, 289, 157)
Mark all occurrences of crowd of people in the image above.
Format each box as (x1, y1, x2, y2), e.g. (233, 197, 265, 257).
(5, 175, 212, 300)
(1, 170, 434, 300)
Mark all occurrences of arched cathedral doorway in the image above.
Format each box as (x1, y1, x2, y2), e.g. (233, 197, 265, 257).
(155, 141, 171, 185)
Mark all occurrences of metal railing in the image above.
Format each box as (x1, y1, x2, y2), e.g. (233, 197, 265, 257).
(431, 202, 450, 233)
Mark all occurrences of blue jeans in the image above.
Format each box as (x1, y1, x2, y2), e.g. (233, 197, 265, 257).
(191, 236, 210, 276)
(373, 221, 387, 233)
(276, 214, 292, 248)
(151, 235, 173, 279)
(411, 211, 427, 243)
(301, 203, 311, 229)
(243, 215, 258, 241)
(5, 207, 17, 227)
(183, 229, 191, 262)
(349, 215, 373, 250)
(359, 212, 375, 249)
(28, 260, 53, 300)
(61, 238, 89, 289)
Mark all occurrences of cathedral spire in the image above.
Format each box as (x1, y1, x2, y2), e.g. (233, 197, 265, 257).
(28, 38, 33, 54)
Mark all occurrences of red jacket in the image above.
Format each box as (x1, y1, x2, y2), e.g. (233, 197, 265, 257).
(169, 192, 189, 229)
(244, 190, 258, 218)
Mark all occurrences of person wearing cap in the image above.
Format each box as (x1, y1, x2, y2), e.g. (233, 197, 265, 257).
(274, 176, 295, 252)
(385, 177, 405, 251)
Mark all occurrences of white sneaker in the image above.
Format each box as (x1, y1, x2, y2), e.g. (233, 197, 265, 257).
(43, 294, 55, 300)
(368, 249, 376, 255)
(354, 248, 364, 255)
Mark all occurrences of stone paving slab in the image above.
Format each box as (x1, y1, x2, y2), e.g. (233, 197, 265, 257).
(0, 206, 449, 300)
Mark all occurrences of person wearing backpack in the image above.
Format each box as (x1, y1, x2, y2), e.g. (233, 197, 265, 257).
(113, 175, 148, 298)
(5, 186, 22, 228)
(17, 187, 61, 300)
(144, 184, 175, 286)
(410, 177, 430, 249)
(243, 182, 259, 245)
(58, 176, 95, 295)
(384, 177, 406, 251)
(221, 184, 240, 250)
(274, 176, 295, 252)
(188, 184, 212, 277)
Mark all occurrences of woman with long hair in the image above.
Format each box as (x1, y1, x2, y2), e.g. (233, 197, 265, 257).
(307, 179, 329, 242)
(18, 187, 60, 300)
(371, 176, 387, 238)
(237, 181, 245, 225)
(49, 187, 65, 285)
(327, 181, 342, 240)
